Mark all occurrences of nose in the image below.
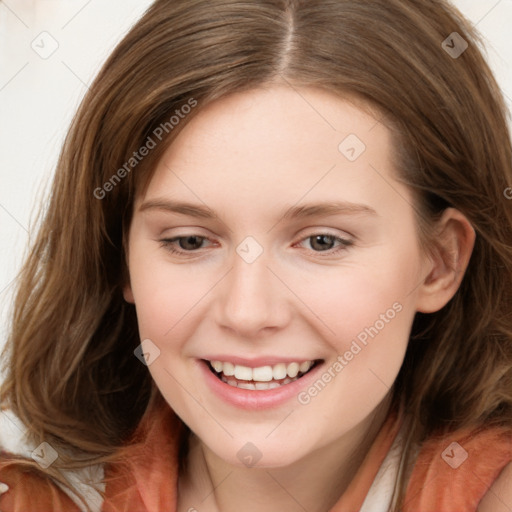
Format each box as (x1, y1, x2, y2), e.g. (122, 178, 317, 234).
(215, 243, 290, 339)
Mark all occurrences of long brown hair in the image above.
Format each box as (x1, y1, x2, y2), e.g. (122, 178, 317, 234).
(1, 0, 512, 509)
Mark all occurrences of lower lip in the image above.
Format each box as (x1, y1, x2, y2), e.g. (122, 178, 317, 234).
(198, 359, 324, 410)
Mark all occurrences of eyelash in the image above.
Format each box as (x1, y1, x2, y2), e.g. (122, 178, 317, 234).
(159, 233, 353, 258)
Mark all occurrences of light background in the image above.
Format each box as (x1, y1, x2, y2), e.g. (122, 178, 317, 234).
(1, 0, 511, 356)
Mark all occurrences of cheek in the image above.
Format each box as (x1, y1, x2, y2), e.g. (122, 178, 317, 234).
(293, 250, 418, 342)
(288, 244, 420, 393)
(301, 282, 413, 401)
(291, 269, 416, 431)
(127, 243, 208, 340)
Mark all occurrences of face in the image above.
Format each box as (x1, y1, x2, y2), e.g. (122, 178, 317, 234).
(124, 84, 432, 468)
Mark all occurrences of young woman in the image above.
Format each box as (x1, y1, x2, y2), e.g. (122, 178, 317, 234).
(1, 0, 511, 511)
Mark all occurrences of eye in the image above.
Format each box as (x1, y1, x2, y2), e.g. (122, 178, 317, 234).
(159, 235, 213, 256)
(295, 233, 353, 256)
(159, 232, 353, 257)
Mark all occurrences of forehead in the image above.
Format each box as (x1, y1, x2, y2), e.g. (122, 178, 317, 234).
(161, 85, 387, 160)
(138, 85, 407, 222)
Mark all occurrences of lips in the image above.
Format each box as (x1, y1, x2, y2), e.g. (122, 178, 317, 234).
(199, 357, 325, 409)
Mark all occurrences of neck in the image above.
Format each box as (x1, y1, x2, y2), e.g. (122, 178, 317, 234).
(178, 393, 394, 512)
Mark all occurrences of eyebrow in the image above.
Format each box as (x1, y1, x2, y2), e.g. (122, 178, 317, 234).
(139, 199, 377, 220)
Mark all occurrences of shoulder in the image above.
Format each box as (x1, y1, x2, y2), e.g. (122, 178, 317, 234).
(477, 461, 512, 512)
(0, 452, 82, 512)
(404, 424, 512, 511)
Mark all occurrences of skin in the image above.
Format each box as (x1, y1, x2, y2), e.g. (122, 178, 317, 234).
(123, 84, 475, 512)
(477, 460, 512, 511)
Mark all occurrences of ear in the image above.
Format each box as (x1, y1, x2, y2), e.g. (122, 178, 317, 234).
(416, 208, 475, 313)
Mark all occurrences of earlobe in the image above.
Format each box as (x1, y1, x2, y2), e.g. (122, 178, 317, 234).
(416, 208, 476, 313)
(123, 283, 135, 304)
(121, 264, 135, 304)
(121, 240, 135, 304)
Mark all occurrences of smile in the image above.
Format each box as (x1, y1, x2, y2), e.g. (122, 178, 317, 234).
(206, 359, 321, 390)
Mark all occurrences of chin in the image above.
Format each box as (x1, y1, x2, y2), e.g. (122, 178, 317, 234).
(207, 438, 310, 470)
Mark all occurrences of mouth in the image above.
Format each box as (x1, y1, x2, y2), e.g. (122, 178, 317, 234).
(203, 358, 324, 390)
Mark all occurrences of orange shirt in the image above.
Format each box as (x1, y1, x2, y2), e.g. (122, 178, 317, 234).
(1, 400, 511, 511)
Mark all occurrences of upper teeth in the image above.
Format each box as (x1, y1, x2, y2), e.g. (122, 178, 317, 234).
(209, 360, 314, 381)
